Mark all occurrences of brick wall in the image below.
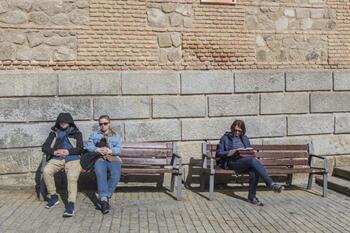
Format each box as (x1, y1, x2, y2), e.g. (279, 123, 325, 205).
(1, 70, 350, 187)
(0, 0, 350, 69)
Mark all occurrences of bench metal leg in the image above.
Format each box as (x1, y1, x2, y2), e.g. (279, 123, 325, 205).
(170, 174, 175, 192)
(307, 174, 314, 190)
(323, 173, 328, 198)
(200, 172, 207, 192)
(208, 174, 214, 201)
(176, 174, 182, 201)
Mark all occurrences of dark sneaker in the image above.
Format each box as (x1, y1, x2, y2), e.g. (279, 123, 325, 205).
(101, 200, 110, 214)
(63, 202, 75, 217)
(46, 194, 59, 209)
(271, 183, 284, 193)
(248, 197, 264, 206)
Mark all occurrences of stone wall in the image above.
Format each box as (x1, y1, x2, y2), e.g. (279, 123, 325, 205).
(0, 0, 349, 69)
(1, 70, 350, 187)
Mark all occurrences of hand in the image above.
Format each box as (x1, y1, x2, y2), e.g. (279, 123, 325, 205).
(54, 149, 68, 157)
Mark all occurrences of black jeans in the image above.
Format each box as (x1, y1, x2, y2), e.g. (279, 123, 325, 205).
(227, 157, 273, 200)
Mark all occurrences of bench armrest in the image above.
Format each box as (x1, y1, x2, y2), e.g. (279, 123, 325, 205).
(309, 154, 328, 172)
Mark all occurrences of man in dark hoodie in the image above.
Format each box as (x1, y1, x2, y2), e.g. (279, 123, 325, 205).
(42, 112, 83, 217)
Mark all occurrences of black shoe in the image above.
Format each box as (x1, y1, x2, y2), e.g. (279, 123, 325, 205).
(271, 183, 284, 193)
(101, 200, 110, 214)
(248, 197, 264, 206)
(63, 202, 75, 217)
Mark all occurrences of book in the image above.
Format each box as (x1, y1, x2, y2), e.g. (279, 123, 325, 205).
(226, 148, 255, 158)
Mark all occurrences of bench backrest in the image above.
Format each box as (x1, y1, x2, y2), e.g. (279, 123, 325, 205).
(121, 142, 174, 166)
(205, 143, 310, 167)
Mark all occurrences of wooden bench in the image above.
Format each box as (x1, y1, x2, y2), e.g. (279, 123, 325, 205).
(201, 143, 328, 200)
(39, 142, 183, 201)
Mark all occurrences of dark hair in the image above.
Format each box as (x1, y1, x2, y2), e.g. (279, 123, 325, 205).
(98, 115, 116, 135)
(230, 119, 246, 135)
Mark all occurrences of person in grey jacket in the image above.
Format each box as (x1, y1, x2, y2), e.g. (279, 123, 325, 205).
(217, 119, 283, 206)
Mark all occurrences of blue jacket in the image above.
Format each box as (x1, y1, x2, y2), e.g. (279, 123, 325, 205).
(85, 131, 121, 156)
(216, 132, 251, 168)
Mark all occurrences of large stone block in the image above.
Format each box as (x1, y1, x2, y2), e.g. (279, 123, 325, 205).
(181, 71, 233, 94)
(27, 97, 91, 121)
(0, 98, 28, 122)
(262, 136, 312, 145)
(0, 148, 39, 174)
(176, 141, 203, 164)
(311, 92, 350, 112)
(208, 94, 259, 117)
(125, 120, 181, 142)
(182, 116, 286, 140)
(287, 114, 333, 136)
(59, 72, 121, 96)
(335, 114, 350, 134)
(235, 71, 284, 93)
(93, 97, 151, 120)
(286, 71, 332, 91)
(334, 71, 350, 91)
(261, 93, 309, 114)
(0, 173, 36, 187)
(0, 72, 57, 96)
(0, 122, 52, 148)
(122, 71, 179, 95)
(311, 134, 350, 156)
(153, 96, 206, 118)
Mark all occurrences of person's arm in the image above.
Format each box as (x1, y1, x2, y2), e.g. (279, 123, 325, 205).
(243, 135, 251, 148)
(42, 132, 56, 155)
(110, 135, 121, 156)
(216, 136, 230, 158)
(67, 131, 84, 155)
(85, 132, 97, 152)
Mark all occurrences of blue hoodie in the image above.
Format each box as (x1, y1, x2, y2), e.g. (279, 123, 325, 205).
(216, 132, 251, 168)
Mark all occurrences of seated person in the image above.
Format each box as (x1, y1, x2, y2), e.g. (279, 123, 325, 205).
(84, 115, 122, 214)
(217, 119, 283, 206)
(42, 112, 83, 217)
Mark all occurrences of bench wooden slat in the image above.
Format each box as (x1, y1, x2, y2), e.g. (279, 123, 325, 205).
(122, 158, 170, 165)
(267, 167, 325, 174)
(123, 142, 172, 149)
(256, 151, 308, 159)
(253, 144, 308, 151)
(260, 158, 308, 166)
(122, 168, 178, 174)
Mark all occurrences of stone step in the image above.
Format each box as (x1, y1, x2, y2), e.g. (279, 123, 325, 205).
(316, 176, 350, 196)
(333, 166, 350, 180)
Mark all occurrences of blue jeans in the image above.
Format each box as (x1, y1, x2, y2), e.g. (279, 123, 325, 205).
(94, 159, 121, 199)
(227, 157, 273, 200)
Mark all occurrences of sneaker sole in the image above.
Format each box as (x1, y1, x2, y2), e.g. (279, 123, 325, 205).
(45, 201, 60, 209)
(63, 211, 75, 217)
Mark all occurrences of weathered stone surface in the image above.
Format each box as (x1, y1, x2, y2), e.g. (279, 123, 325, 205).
(34, 0, 63, 16)
(182, 116, 286, 140)
(76, 0, 89, 9)
(334, 71, 350, 90)
(45, 35, 66, 46)
(51, 13, 70, 25)
(94, 97, 151, 120)
(0, 122, 52, 148)
(176, 141, 202, 164)
(158, 33, 172, 48)
(275, 16, 288, 30)
(28, 12, 51, 25)
(296, 8, 309, 18)
(7, 0, 32, 12)
(261, 93, 309, 114)
(0, 99, 27, 122)
(286, 71, 332, 91)
(0, 173, 36, 187)
(175, 4, 192, 16)
(125, 120, 181, 142)
(147, 8, 167, 28)
(181, 71, 233, 94)
(170, 12, 183, 27)
(311, 92, 350, 112)
(311, 9, 324, 18)
(27, 97, 91, 121)
(59, 72, 121, 95)
(69, 9, 89, 25)
(284, 8, 295, 17)
(335, 114, 350, 134)
(167, 47, 182, 62)
(53, 46, 76, 61)
(209, 95, 259, 117)
(288, 114, 333, 136)
(162, 3, 177, 13)
(158, 48, 168, 63)
(31, 45, 52, 61)
(0, 10, 27, 24)
(0, 42, 16, 60)
(0, 148, 42, 173)
(183, 17, 193, 28)
(235, 71, 284, 93)
(27, 31, 44, 48)
(0, 72, 57, 96)
(0, 0, 8, 14)
(311, 134, 350, 156)
(171, 32, 181, 47)
(3, 31, 25, 44)
(153, 96, 206, 118)
(122, 71, 179, 95)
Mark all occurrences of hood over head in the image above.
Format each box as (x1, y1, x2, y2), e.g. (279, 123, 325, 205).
(52, 112, 77, 131)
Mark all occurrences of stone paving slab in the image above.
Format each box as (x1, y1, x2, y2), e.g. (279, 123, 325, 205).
(0, 185, 350, 233)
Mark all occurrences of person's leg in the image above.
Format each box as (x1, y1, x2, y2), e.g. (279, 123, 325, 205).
(94, 159, 109, 198)
(106, 160, 121, 198)
(248, 158, 273, 187)
(64, 160, 82, 203)
(43, 159, 65, 196)
(248, 169, 259, 200)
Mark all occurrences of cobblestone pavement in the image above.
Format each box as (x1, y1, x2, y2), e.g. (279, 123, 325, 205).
(0, 185, 349, 233)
